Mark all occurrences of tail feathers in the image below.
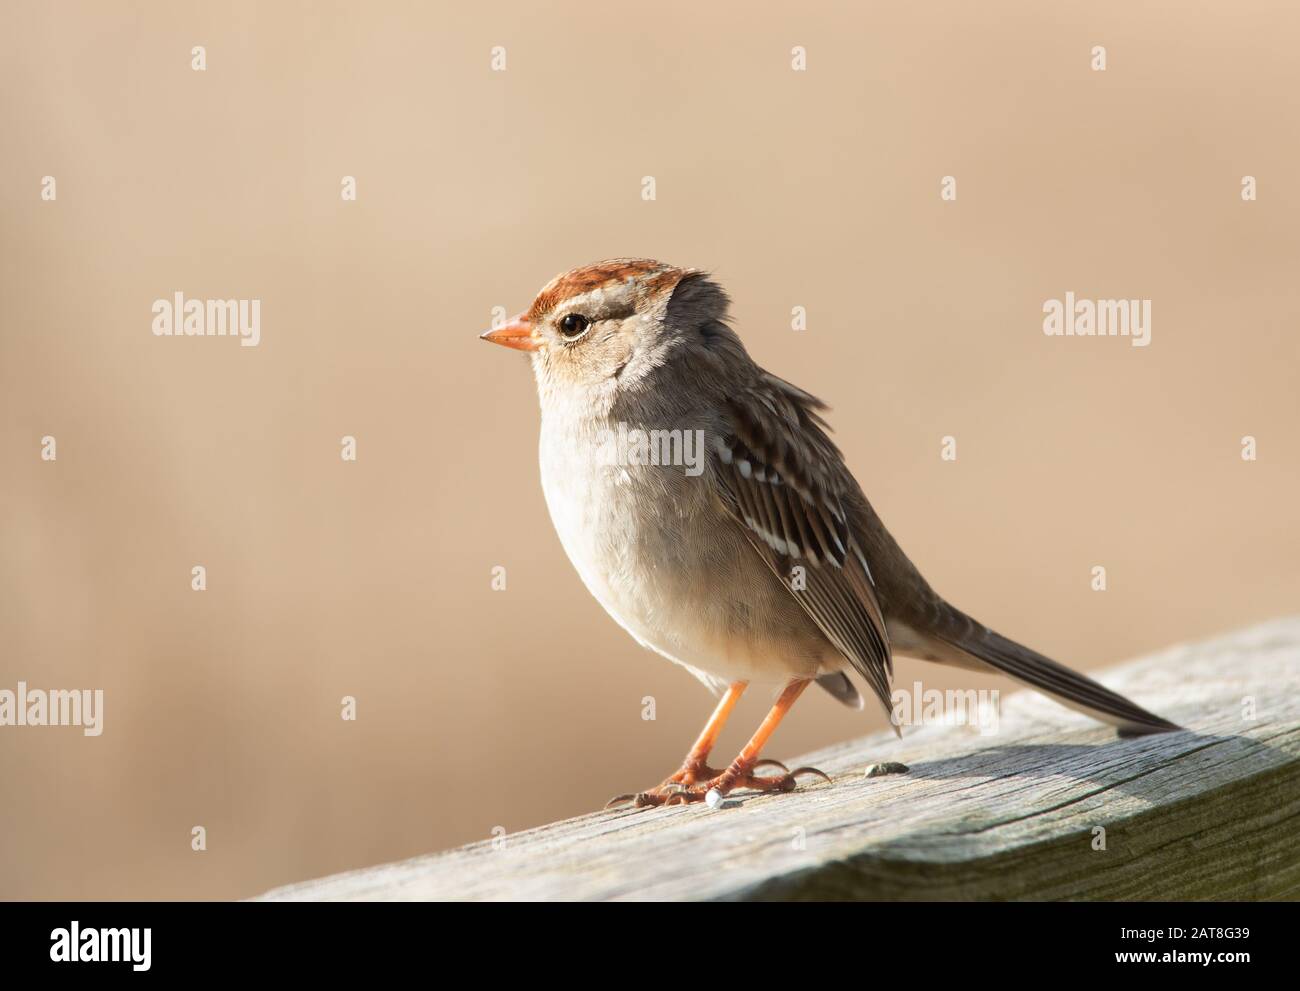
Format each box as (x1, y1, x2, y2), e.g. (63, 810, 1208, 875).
(936, 621, 1181, 736)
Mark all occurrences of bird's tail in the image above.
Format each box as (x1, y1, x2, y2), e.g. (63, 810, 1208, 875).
(929, 606, 1181, 736)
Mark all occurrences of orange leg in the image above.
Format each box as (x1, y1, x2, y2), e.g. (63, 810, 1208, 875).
(708, 678, 814, 795)
(607, 679, 831, 809)
(676, 681, 746, 780)
(605, 682, 747, 808)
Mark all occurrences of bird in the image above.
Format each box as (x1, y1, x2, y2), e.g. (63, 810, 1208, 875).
(480, 258, 1181, 808)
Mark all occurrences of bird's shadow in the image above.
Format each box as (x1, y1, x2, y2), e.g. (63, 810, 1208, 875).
(674, 729, 1285, 811)
(852, 728, 1279, 803)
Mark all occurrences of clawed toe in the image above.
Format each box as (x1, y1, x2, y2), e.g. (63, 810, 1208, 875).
(788, 765, 832, 785)
(605, 788, 706, 809)
(604, 759, 832, 811)
(602, 680, 833, 812)
(661, 791, 697, 807)
(730, 762, 831, 795)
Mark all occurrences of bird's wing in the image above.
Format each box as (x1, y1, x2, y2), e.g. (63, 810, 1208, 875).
(712, 371, 896, 721)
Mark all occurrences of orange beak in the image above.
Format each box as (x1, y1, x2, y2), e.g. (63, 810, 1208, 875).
(479, 313, 539, 352)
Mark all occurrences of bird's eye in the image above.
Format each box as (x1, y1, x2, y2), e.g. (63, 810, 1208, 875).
(558, 313, 591, 340)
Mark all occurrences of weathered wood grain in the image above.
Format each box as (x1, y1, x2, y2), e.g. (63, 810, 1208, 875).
(259, 618, 1300, 901)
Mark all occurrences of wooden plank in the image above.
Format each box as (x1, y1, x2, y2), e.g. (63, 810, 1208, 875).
(258, 618, 1300, 901)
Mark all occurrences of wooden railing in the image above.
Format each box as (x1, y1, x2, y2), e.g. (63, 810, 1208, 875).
(259, 618, 1300, 900)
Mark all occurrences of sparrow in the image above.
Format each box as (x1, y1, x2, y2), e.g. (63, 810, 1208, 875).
(481, 259, 1180, 808)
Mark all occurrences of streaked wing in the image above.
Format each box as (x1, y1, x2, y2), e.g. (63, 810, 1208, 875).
(712, 372, 895, 719)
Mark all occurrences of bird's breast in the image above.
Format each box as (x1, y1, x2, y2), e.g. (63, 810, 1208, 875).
(537, 416, 710, 615)
(536, 412, 827, 685)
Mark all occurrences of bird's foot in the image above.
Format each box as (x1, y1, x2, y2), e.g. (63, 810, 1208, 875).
(605, 759, 830, 809)
(603, 755, 727, 809)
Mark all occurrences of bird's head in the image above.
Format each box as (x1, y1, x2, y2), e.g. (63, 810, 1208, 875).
(480, 258, 732, 409)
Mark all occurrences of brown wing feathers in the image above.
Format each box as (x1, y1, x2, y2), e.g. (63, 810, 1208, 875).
(709, 368, 1178, 736)
(715, 377, 896, 720)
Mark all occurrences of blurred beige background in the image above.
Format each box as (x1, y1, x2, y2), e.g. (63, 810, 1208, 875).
(2, 1, 1298, 900)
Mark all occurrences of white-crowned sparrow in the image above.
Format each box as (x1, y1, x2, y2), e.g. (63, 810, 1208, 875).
(481, 259, 1179, 807)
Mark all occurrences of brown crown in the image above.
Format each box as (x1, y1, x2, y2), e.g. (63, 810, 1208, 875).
(526, 259, 687, 319)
